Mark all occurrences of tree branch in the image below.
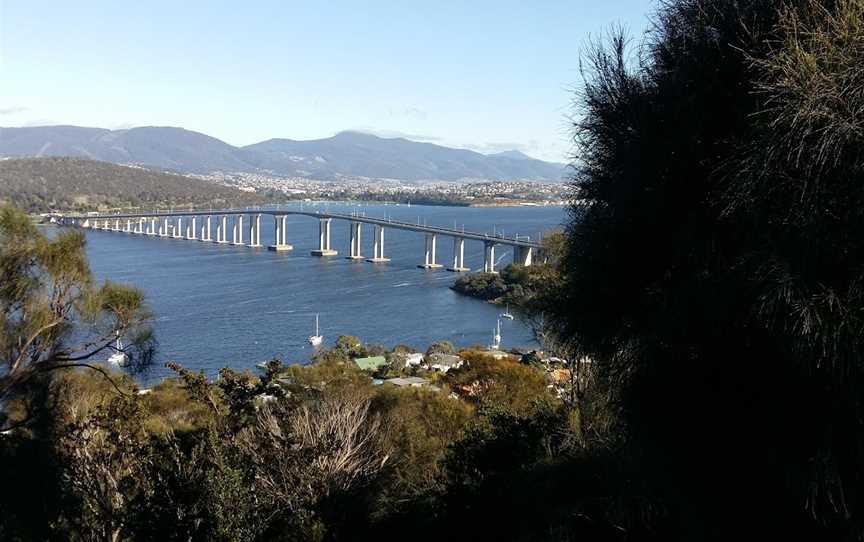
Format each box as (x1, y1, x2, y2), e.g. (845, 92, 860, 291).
(10, 318, 64, 373)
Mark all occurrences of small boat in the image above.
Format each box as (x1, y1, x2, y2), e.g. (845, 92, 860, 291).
(107, 331, 128, 366)
(308, 314, 323, 347)
(500, 304, 514, 320)
(491, 319, 502, 350)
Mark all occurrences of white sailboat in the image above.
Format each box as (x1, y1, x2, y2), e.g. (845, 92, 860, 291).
(107, 331, 128, 366)
(491, 319, 502, 350)
(308, 314, 323, 346)
(500, 304, 514, 320)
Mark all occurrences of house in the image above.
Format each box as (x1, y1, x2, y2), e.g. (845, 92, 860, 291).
(383, 376, 430, 387)
(389, 351, 424, 368)
(425, 353, 463, 372)
(405, 353, 424, 367)
(354, 356, 388, 371)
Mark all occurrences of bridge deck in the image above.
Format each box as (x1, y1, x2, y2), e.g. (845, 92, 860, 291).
(67, 208, 543, 248)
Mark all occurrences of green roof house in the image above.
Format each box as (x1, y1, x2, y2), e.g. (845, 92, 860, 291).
(354, 356, 388, 371)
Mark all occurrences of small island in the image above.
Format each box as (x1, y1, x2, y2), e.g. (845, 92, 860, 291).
(451, 230, 565, 307)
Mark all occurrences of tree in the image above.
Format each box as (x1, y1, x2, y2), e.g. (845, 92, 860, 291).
(446, 353, 549, 414)
(237, 386, 389, 539)
(0, 205, 154, 431)
(557, 0, 864, 538)
(519, 351, 543, 367)
(313, 335, 367, 364)
(425, 340, 455, 357)
(372, 386, 473, 505)
(56, 394, 153, 542)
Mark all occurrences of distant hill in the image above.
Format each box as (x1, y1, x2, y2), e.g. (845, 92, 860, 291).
(0, 125, 566, 182)
(0, 157, 261, 213)
(0, 126, 249, 174)
(488, 150, 533, 160)
(243, 131, 565, 181)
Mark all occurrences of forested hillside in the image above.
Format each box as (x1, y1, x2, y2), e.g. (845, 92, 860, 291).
(0, 157, 262, 212)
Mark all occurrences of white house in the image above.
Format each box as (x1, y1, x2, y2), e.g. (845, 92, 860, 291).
(405, 353, 424, 367)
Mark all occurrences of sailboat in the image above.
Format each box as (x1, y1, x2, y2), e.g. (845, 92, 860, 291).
(107, 331, 128, 366)
(491, 319, 502, 350)
(308, 314, 323, 346)
(500, 304, 514, 320)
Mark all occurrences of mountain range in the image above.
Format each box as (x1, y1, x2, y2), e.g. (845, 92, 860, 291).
(0, 125, 565, 182)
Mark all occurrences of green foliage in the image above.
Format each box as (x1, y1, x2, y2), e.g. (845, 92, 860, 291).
(283, 357, 372, 395)
(519, 350, 542, 367)
(10, 1, 864, 539)
(141, 378, 218, 434)
(452, 253, 563, 314)
(446, 353, 550, 414)
(312, 335, 369, 365)
(0, 157, 264, 213)
(372, 386, 473, 505)
(551, 0, 864, 538)
(0, 205, 153, 423)
(451, 271, 508, 301)
(445, 400, 570, 489)
(424, 340, 455, 356)
(56, 394, 153, 540)
(391, 344, 417, 354)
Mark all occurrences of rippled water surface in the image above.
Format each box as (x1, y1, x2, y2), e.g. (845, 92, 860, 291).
(75, 202, 565, 382)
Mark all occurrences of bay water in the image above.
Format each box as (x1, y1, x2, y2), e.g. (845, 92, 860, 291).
(78, 202, 566, 383)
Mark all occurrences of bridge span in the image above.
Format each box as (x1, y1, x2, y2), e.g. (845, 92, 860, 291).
(50, 207, 545, 273)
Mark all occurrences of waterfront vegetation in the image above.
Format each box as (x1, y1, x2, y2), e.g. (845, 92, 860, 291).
(2, 0, 864, 540)
(452, 231, 565, 307)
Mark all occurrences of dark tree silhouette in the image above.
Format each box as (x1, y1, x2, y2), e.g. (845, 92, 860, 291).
(556, 0, 864, 539)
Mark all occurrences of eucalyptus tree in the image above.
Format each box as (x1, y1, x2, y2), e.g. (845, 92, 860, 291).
(0, 205, 154, 430)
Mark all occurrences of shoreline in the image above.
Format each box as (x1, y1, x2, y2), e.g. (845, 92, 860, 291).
(42, 198, 566, 215)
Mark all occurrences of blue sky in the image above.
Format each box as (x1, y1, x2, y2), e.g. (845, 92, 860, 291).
(0, 1, 654, 161)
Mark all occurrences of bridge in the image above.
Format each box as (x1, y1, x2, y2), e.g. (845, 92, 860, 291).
(50, 207, 545, 273)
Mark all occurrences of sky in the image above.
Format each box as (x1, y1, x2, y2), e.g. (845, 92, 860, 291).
(0, 1, 654, 162)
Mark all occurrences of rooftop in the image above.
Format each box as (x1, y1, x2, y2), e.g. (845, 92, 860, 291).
(384, 376, 430, 387)
(427, 353, 462, 366)
(354, 356, 388, 371)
